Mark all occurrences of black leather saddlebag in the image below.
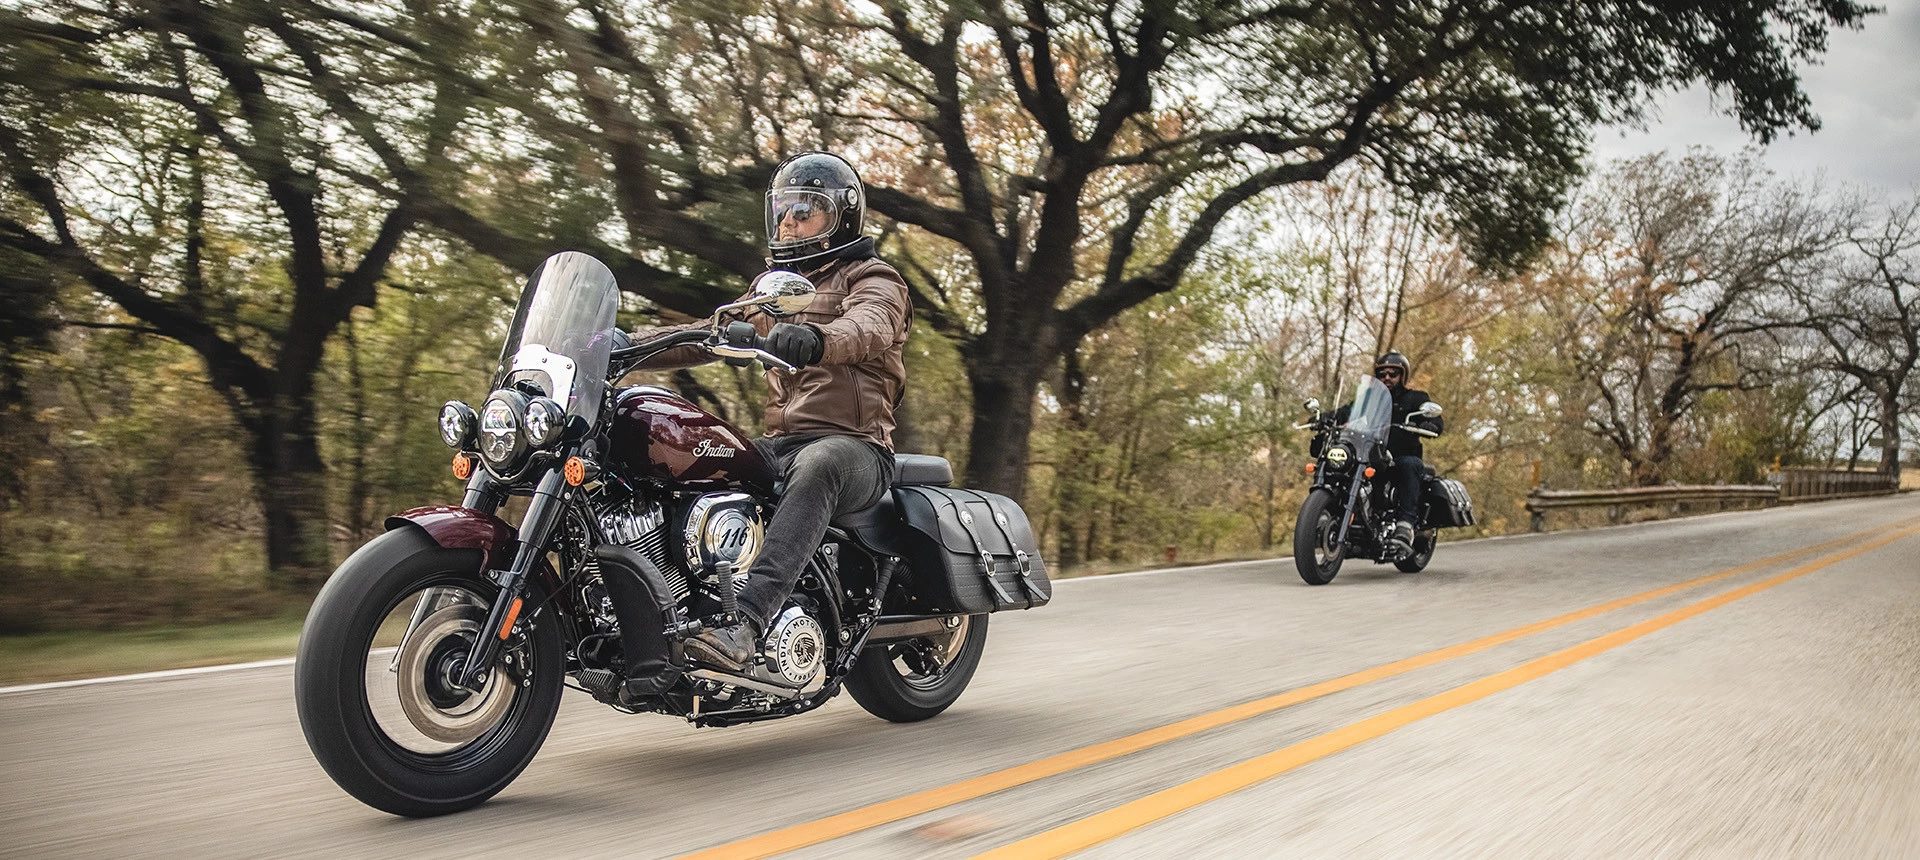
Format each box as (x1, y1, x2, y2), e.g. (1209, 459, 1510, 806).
(1421, 477, 1477, 528)
(893, 486, 1052, 613)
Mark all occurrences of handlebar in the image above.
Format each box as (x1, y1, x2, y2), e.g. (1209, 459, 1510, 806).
(608, 325, 795, 376)
(1291, 416, 1439, 438)
(708, 321, 797, 372)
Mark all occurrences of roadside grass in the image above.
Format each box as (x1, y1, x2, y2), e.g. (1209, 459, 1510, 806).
(0, 609, 308, 686)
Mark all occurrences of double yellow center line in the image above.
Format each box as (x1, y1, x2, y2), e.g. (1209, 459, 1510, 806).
(984, 522, 1920, 857)
(685, 521, 1914, 860)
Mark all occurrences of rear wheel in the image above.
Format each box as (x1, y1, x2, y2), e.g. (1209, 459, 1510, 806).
(846, 613, 988, 723)
(1294, 489, 1346, 585)
(1394, 530, 1438, 573)
(295, 530, 564, 817)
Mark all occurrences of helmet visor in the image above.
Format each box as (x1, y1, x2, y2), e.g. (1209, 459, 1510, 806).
(766, 189, 842, 249)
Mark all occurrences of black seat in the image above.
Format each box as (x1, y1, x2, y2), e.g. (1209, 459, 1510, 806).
(829, 492, 907, 554)
(827, 455, 950, 553)
(893, 454, 952, 486)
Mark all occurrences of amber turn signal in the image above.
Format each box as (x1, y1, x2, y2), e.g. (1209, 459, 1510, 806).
(496, 596, 523, 640)
(1304, 462, 1316, 475)
(451, 452, 474, 480)
(564, 456, 588, 487)
(1363, 466, 1376, 478)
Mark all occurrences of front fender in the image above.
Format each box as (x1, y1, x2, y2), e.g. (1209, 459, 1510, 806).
(385, 505, 518, 573)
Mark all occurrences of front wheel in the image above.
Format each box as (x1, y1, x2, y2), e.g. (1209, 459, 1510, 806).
(846, 613, 988, 723)
(295, 529, 564, 817)
(1294, 488, 1346, 585)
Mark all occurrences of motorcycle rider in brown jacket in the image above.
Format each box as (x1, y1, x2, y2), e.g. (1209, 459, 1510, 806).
(629, 151, 909, 669)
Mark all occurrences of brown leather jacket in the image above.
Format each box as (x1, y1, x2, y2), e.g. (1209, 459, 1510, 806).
(632, 257, 910, 451)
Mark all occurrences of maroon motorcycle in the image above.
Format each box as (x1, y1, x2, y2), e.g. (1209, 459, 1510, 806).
(295, 251, 1050, 816)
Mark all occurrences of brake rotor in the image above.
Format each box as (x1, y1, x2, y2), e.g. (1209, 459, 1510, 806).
(393, 602, 519, 746)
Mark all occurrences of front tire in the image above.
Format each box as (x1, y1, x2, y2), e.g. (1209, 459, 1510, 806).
(846, 613, 988, 723)
(1294, 488, 1346, 585)
(295, 529, 564, 817)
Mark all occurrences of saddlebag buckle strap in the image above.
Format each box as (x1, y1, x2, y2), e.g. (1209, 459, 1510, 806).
(952, 497, 1018, 606)
(971, 490, 1041, 604)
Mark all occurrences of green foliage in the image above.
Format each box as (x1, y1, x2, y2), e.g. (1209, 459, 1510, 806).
(0, 0, 1901, 625)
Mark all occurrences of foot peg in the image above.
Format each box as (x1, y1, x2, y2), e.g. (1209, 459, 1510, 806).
(574, 668, 620, 701)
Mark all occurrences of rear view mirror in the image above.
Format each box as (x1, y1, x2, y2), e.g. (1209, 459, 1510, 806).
(750, 271, 817, 317)
(1419, 401, 1443, 418)
(1303, 398, 1321, 413)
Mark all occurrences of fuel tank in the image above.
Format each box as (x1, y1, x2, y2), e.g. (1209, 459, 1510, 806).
(607, 386, 776, 491)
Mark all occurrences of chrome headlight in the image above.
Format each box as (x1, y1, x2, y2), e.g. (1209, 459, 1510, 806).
(479, 391, 528, 468)
(523, 396, 565, 448)
(439, 401, 477, 449)
(1325, 444, 1352, 470)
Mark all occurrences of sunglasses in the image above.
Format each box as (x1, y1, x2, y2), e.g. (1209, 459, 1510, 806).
(1375, 368, 1404, 379)
(775, 202, 821, 223)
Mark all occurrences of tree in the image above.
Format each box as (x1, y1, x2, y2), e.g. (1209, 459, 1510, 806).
(223, 0, 1871, 504)
(1776, 197, 1920, 478)
(0, 2, 475, 587)
(771, 0, 1874, 500)
(1543, 152, 1848, 486)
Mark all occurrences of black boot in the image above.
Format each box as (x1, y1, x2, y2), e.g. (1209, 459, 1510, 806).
(685, 613, 764, 672)
(1386, 519, 1415, 556)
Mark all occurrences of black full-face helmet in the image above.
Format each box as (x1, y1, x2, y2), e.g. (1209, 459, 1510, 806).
(766, 151, 865, 264)
(1373, 350, 1411, 389)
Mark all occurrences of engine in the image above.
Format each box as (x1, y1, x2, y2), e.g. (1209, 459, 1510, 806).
(592, 489, 769, 602)
(590, 487, 823, 698)
(595, 493, 684, 598)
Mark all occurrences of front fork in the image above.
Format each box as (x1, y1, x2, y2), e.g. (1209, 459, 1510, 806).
(1333, 475, 1367, 550)
(387, 471, 510, 674)
(457, 461, 574, 689)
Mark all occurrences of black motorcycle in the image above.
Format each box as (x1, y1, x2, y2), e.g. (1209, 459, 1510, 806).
(295, 252, 1051, 816)
(1291, 374, 1475, 585)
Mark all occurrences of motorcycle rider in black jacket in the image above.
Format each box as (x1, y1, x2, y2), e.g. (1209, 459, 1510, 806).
(1337, 351, 1445, 554)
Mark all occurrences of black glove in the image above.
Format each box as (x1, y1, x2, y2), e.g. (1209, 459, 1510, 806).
(765, 322, 824, 368)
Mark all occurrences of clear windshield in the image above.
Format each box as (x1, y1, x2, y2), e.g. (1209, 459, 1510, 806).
(1342, 374, 1395, 441)
(495, 252, 620, 424)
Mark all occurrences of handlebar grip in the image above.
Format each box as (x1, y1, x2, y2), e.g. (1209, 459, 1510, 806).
(724, 320, 761, 349)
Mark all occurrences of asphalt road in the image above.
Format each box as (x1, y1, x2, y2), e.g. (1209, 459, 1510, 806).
(3, 494, 1917, 859)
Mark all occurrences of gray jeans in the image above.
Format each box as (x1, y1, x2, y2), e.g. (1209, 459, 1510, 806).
(739, 434, 894, 625)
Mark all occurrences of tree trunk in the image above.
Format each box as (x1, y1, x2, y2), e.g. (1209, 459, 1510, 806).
(342, 319, 375, 541)
(963, 354, 1045, 501)
(1877, 388, 1901, 479)
(1051, 351, 1090, 570)
(1262, 382, 1282, 549)
(247, 398, 333, 592)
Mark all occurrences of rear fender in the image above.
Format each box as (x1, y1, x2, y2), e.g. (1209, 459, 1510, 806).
(385, 505, 518, 574)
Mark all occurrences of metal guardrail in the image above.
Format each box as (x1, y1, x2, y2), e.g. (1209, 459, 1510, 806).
(1775, 468, 1900, 502)
(1525, 469, 1902, 532)
(1526, 484, 1778, 532)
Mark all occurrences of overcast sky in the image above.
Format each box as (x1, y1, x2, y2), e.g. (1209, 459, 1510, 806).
(1588, 0, 1920, 197)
